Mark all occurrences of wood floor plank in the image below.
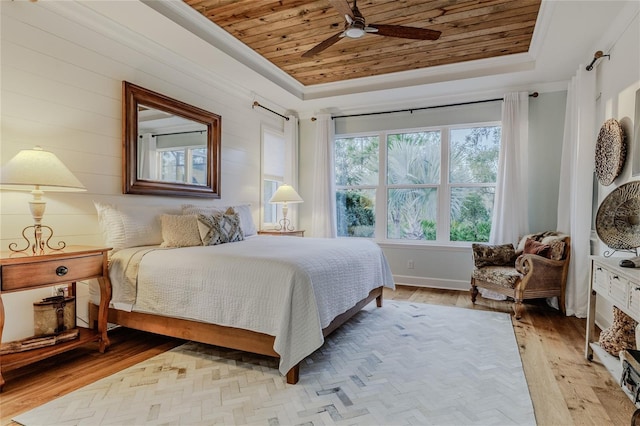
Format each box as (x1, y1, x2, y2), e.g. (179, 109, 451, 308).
(529, 308, 621, 425)
(1, 286, 635, 426)
(513, 310, 574, 425)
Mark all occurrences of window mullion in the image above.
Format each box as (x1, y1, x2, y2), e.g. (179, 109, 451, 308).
(377, 131, 387, 240)
(438, 128, 450, 242)
(186, 148, 192, 184)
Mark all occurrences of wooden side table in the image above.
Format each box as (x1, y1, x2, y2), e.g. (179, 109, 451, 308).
(258, 229, 305, 237)
(0, 246, 112, 391)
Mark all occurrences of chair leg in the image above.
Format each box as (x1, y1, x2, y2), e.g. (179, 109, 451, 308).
(513, 299, 524, 320)
(470, 278, 478, 304)
(559, 291, 566, 316)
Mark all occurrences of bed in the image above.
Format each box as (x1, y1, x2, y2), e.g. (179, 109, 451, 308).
(89, 205, 394, 383)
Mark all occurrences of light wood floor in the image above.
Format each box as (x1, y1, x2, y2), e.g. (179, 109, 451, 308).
(0, 286, 635, 425)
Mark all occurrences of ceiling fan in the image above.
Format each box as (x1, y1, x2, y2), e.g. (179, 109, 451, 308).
(302, 0, 442, 58)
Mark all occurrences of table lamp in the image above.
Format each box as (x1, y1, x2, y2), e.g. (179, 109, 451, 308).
(269, 184, 303, 231)
(0, 146, 86, 254)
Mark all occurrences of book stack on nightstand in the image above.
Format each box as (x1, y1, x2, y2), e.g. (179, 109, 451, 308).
(258, 230, 305, 237)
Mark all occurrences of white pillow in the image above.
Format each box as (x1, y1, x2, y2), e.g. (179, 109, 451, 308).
(94, 202, 180, 252)
(160, 214, 202, 248)
(182, 203, 257, 236)
(225, 204, 257, 236)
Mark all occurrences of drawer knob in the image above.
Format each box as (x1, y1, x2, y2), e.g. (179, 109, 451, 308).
(56, 266, 69, 276)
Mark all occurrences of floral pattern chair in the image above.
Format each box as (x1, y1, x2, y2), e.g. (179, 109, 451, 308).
(470, 232, 571, 319)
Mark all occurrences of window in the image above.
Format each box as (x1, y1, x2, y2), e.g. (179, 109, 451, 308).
(261, 127, 286, 228)
(157, 147, 207, 185)
(335, 136, 379, 238)
(335, 123, 500, 243)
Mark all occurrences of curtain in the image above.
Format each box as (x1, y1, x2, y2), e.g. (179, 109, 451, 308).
(311, 113, 337, 237)
(284, 115, 300, 228)
(557, 67, 596, 318)
(489, 92, 530, 246)
(137, 133, 157, 180)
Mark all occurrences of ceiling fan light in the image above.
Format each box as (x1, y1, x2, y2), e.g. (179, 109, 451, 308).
(345, 27, 365, 38)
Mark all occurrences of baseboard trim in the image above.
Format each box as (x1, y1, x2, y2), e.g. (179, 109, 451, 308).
(393, 275, 469, 291)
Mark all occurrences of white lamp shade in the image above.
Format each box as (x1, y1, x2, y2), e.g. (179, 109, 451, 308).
(0, 146, 86, 192)
(269, 184, 303, 204)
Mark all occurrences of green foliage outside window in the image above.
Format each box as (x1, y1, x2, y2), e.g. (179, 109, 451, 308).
(335, 125, 500, 243)
(336, 190, 375, 237)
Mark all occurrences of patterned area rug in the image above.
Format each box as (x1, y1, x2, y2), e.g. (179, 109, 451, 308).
(14, 302, 535, 425)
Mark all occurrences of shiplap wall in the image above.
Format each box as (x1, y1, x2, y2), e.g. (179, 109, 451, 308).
(0, 1, 282, 341)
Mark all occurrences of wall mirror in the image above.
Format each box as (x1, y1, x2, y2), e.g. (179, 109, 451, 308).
(123, 81, 221, 198)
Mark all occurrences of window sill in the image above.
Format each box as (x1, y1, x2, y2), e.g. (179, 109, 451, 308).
(375, 240, 473, 252)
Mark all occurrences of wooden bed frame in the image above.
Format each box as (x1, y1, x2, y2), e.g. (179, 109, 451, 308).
(89, 286, 383, 384)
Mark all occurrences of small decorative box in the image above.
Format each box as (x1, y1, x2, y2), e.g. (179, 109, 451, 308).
(33, 296, 76, 336)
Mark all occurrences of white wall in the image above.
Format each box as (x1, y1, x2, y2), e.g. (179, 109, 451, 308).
(592, 9, 640, 329)
(0, 1, 283, 341)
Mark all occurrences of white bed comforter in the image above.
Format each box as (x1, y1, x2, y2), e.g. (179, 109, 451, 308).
(102, 236, 394, 375)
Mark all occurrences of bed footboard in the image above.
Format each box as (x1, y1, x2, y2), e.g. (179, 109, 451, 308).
(89, 285, 384, 384)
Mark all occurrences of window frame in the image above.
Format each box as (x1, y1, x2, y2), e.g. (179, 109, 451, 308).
(260, 125, 286, 230)
(334, 120, 501, 246)
(155, 145, 207, 185)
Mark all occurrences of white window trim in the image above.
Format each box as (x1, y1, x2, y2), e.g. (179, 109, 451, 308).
(335, 120, 500, 246)
(261, 126, 284, 229)
(261, 122, 301, 230)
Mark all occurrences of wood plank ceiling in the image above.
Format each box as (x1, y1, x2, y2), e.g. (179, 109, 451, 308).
(183, 0, 541, 86)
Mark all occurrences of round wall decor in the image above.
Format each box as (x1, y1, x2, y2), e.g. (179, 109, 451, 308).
(596, 180, 640, 250)
(595, 118, 626, 186)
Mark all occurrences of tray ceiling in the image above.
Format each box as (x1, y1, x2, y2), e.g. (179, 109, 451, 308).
(182, 0, 541, 87)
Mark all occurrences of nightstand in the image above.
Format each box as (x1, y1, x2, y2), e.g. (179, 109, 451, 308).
(258, 229, 305, 237)
(0, 246, 112, 391)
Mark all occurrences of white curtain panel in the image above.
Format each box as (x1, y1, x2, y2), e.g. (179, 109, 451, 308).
(284, 115, 300, 228)
(489, 92, 530, 247)
(557, 67, 596, 318)
(137, 133, 157, 180)
(311, 113, 337, 237)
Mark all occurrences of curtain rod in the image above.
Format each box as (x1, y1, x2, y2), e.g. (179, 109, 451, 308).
(252, 101, 290, 121)
(331, 92, 538, 120)
(149, 130, 205, 137)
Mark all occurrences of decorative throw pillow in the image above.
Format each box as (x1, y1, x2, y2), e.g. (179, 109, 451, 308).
(599, 306, 637, 357)
(516, 231, 567, 254)
(197, 207, 244, 246)
(522, 238, 567, 260)
(471, 243, 517, 268)
(183, 203, 257, 236)
(547, 239, 566, 260)
(159, 214, 202, 248)
(94, 201, 180, 252)
(523, 238, 551, 257)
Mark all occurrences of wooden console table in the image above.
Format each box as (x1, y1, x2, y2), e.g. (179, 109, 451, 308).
(585, 256, 640, 410)
(0, 246, 112, 391)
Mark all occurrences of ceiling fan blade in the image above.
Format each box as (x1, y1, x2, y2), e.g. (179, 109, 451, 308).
(369, 24, 441, 40)
(328, 0, 354, 22)
(302, 32, 344, 57)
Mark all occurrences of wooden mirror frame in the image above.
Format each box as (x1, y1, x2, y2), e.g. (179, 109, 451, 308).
(122, 81, 221, 198)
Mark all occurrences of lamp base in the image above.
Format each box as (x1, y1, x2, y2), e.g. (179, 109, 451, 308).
(275, 217, 296, 232)
(9, 224, 66, 255)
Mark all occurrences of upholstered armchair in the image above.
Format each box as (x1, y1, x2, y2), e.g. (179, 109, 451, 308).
(470, 232, 571, 319)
